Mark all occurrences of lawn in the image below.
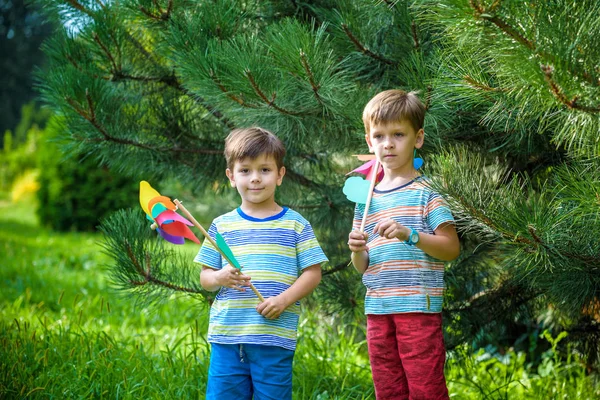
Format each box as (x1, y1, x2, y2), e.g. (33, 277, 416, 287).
(1, 195, 597, 399)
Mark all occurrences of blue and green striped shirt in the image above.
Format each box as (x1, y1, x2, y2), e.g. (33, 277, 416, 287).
(194, 207, 328, 351)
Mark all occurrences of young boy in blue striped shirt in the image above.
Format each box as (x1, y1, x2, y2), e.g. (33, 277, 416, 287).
(195, 127, 328, 400)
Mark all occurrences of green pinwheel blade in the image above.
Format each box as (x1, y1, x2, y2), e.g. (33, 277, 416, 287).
(215, 232, 242, 270)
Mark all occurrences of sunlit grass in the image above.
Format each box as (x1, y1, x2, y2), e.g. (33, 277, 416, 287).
(1, 196, 598, 399)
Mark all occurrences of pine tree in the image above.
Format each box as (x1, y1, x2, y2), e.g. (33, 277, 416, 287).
(37, 0, 600, 365)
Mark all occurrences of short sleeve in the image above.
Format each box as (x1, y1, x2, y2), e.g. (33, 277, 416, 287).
(296, 223, 328, 271)
(193, 222, 222, 269)
(352, 203, 365, 231)
(424, 192, 455, 232)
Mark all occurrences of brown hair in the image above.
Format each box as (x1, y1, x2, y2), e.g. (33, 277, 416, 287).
(362, 89, 425, 135)
(224, 127, 286, 170)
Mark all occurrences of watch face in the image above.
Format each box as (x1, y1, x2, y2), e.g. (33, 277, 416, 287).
(410, 231, 419, 244)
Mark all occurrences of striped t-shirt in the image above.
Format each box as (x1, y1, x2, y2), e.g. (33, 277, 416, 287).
(194, 207, 328, 351)
(353, 177, 454, 314)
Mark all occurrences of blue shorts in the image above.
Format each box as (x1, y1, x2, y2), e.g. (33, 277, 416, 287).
(206, 343, 294, 400)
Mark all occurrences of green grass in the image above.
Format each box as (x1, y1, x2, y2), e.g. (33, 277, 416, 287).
(1, 195, 598, 399)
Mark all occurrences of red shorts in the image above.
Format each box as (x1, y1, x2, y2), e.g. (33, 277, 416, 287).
(366, 313, 448, 400)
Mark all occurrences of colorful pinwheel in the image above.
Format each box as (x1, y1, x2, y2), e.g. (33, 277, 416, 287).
(139, 181, 200, 245)
(342, 153, 423, 231)
(139, 181, 264, 301)
(343, 155, 383, 205)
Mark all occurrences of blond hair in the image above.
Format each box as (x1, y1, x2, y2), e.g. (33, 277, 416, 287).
(224, 127, 286, 170)
(362, 89, 425, 135)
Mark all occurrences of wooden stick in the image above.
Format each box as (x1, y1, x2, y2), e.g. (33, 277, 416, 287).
(359, 158, 380, 232)
(173, 199, 265, 302)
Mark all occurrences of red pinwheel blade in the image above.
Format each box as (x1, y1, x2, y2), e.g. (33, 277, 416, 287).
(155, 210, 193, 226)
(347, 159, 384, 183)
(161, 221, 201, 244)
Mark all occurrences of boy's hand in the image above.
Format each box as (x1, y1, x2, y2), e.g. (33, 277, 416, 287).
(373, 218, 411, 241)
(348, 230, 369, 252)
(216, 265, 251, 292)
(256, 295, 288, 319)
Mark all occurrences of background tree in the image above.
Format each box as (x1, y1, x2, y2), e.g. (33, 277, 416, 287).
(0, 0, 52, 142)
(37, 0, 600, 367)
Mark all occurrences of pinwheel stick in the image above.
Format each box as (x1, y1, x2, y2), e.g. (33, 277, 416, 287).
(173, 199, 265, 302)
(360, 158, 380, 232)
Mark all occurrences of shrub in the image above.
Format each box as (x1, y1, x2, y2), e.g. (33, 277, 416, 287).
(36, 117, 138, 231)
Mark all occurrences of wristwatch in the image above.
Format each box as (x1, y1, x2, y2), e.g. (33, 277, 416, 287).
(405, 228, 420, 246)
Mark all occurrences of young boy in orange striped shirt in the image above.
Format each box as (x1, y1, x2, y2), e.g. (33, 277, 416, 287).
(348, 90, 460, 399)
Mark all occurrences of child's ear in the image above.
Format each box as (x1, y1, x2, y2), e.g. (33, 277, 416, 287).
(277, 166, 286, 186)
(415, 129, 425, 149)
(365, 134, 374, 152)
(225, 168, 236, 187)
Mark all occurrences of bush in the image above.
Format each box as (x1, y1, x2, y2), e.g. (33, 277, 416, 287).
(36, 117, 138, 231)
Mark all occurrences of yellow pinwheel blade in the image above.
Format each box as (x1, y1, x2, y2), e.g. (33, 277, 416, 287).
(139, 181, 161, 217)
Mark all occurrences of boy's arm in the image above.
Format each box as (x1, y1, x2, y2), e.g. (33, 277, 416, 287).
(200, 265, 251, 292)
(374, 219, 460, 261)
(348, 230, 369, 274)
(256, 264, 322, 319)
(351, 251, 369, 274)
(415, 222, 460, 261)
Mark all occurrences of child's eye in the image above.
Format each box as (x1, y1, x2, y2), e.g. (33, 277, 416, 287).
(262, 168, 271, 173)
(395, 132, 404, 137)
(239, 169, 249, 173)
(373, 134, 383, 139)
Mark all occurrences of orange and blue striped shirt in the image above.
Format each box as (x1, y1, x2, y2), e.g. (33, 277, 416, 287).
(353, 177, 454, 314)
(195, 207, 327, 351)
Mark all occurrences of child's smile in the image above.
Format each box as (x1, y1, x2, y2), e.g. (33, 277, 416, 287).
(226, 154, 285, 214)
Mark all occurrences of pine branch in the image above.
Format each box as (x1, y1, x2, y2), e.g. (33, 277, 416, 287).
(245, 70, 301, 115)
(139, 0, 174, 21)
(299, 51, 323, 105)
(424, 85, 432, 110)
(469, 0, 534, 50)
(210, 70, 257, 108)
(411, 21, 420, 50)
(65, 4, 232, 129)
(100, 209, 208, 304)
(124, 241, 201, 294)
(64, 91, 222, 155)
(323, 260, 351, 276)
(66, 54, 110, 81)
(284, 167, 322, 191)
(93, 33, 119, 73)
(463, 75, 504, 92)
(468, 1, 599, 90)
(109, 69, 236, 129)
(450, 189, 600, 266)
(341, 24, 396, 65)
(541, 65, 600, 113)
(65, 0, 93, 17)
(445, 283, 542, 350)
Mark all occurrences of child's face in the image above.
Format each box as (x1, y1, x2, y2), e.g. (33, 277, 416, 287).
(365, 119, 424, 173)
(226, 154, 285, 209)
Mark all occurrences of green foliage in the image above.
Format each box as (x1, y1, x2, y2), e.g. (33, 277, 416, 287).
(11, 101, 52, 144)
(1, 197, 598, 398)
(99, 208, 209, 305)
(0, 102, 50, 192)
(33, 0, 600, 367)
(0, 125, 40, 193)
(36, 117, 139, 231)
